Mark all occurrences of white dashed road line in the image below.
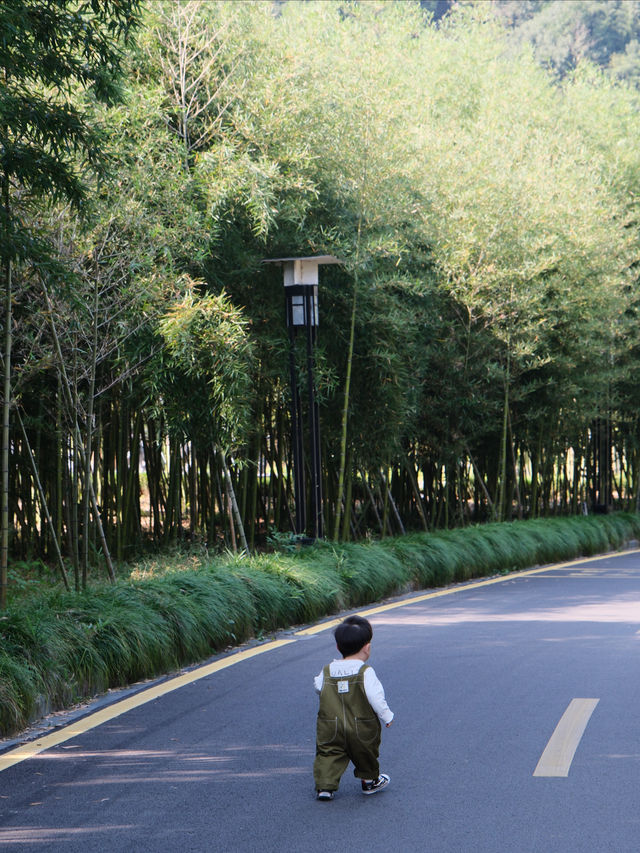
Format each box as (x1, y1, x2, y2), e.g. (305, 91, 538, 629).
(533, 698, 600, 777)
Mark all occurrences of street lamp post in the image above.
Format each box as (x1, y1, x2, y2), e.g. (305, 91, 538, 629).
(591, 415, 612, 513)
(263, 255, 340, 539)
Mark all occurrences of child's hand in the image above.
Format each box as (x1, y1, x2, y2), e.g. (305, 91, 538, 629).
(386, 721, 393, 728)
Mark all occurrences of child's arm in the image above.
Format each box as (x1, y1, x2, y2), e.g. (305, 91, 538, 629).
(363, 667, 394, 726)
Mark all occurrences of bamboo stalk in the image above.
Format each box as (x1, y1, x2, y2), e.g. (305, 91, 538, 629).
(381, 469, 405, 535)
(16, 409, 70, 590)
(218, 447, 248, 553)
(404, 456, 429, 531)
(1, 257, 9, 608)
(43, 280, 115, 582)
(464, 444, 494, 515)
(359, 469, 384, 535)
(340, 451, 353, 541)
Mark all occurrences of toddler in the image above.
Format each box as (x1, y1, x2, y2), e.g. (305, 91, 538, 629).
(313, 615, 394, 800)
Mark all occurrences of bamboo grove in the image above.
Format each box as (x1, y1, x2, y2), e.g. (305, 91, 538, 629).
(4, 1, 640, 593)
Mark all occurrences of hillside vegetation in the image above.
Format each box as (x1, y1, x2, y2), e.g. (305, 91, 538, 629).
(3, 1, 640, 600)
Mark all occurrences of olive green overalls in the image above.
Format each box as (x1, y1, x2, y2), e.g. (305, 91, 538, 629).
(313, 664, 382, 792)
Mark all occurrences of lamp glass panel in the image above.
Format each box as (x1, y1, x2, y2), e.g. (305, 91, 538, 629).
(291, 294, 305, 326)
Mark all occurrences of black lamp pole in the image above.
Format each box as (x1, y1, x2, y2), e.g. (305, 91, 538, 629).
(263, 255, 340, 539)
(288, 323, 306, 534)
(305, 288, 323, 539)
(284, 280, 320, 537)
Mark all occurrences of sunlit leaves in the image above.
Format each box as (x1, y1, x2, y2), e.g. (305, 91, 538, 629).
(157, 277, 254, 450)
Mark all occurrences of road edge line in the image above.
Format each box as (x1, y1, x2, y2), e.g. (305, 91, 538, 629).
(0, 639, 294, 773)
(296, 549, 640, 636)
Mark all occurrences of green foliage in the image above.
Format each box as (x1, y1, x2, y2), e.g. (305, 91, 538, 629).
(254, 551, 344, 622)
(317, 541, 411, 608)
(0, 0, 142, 253)
(156, 276, 255, 448)
(0, 650, 42, 733)
(2, 513, 639, 736)
(7, 0, 640, 571)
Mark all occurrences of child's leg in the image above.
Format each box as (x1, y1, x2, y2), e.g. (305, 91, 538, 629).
(347, 720, 382, 781)
(313, 744, 350, 792)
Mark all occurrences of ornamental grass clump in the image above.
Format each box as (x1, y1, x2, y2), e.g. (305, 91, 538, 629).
(597, 513, 639, 547)
(565, 516, 612, 554)
(469, 525, 531, 573)
(0, 652, 42, 734)
(405, 535, 461, 587)
(58, 587, 173, 687)
(228, 557, 307, 631)
(258, 551, 343, 622)
(326, 541, 411, 607)
(386, 534, 438, 587)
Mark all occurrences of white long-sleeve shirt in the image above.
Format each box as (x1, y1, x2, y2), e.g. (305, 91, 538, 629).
(314, 659, 394, 726)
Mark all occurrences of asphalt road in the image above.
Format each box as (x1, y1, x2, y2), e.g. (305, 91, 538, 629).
(2, 549, 640, 852)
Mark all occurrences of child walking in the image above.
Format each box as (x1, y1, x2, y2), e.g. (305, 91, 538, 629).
(313, 614, 394, 801)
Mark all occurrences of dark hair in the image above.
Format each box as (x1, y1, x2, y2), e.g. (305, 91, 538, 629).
(334, 615, 373, 658)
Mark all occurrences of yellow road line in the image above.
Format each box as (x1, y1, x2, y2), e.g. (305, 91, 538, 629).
(533, 698, 600, 777)
(0, 639, 294, 773)
(295, 549, 640, 636)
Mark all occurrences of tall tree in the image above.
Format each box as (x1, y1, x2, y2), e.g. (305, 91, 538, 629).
(0, 0, 141, 607)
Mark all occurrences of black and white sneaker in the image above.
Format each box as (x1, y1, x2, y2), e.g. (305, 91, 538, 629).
(316, 790, 334, 801)
(361, 773, 390, 795)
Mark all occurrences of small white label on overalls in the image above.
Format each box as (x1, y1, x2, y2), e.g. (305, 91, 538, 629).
(337, 680, 349, 694)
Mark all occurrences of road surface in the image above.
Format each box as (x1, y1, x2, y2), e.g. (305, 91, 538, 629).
(2, 549, 640, 852)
